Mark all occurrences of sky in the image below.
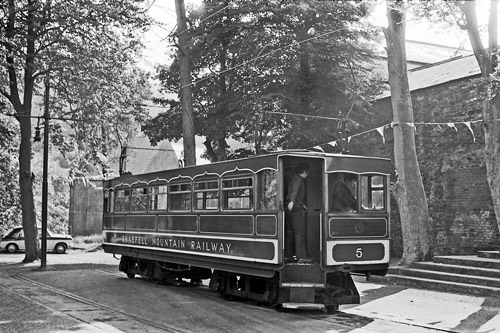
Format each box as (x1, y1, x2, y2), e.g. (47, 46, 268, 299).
(143, 1, 492, 67)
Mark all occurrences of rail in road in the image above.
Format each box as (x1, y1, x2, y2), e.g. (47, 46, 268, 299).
(0, 270, 461, 333)
(1, 273, 186, 333)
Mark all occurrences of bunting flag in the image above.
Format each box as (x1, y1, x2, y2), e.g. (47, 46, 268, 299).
(407, 123, 417, 132)
(307, 118, 485, 150)
(376, 126, 386, 144)
(310, 146, 324, 152)
(463, 121, 476, 142)
(325, 141, 337, 148)
(447, 123, 458, 132)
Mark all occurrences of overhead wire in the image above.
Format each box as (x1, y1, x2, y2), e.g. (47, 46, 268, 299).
(180, 26, 350, 89)
(161, 2, 233, 43)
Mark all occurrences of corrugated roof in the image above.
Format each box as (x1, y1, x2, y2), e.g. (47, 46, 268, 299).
(379, 54, 480, 99)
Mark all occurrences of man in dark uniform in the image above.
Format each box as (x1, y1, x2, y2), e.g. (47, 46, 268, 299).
(330, 173, 357, 212)
(286, 162, 312, 263)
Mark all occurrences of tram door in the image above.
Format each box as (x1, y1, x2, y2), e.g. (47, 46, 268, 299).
(282, 157, 323, 262)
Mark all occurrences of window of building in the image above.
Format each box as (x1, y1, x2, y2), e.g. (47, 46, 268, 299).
(169, 182, 192, 211)
(222, 177, 253, 210)
(130, 187, 148, 212)
(194, 179, 219, 210)
(361, 175, 386, 211)
(114, 189, 130, 212)
(256, 170, 277, 210)
(149, 184, 168, 211)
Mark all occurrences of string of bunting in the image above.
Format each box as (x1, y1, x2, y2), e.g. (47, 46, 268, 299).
(310, 119, 488, 151)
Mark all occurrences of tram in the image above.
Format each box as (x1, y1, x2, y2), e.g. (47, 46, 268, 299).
(102, 150, 392, 311)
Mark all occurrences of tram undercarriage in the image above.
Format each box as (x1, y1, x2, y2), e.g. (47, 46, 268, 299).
(118, 256, 360, 312)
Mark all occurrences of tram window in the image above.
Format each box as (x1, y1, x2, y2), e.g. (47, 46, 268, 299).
(194, 180, 219, 210)
(114, 189, 130, 212)
(256, 170, 277, 210)
(222, 177, 253, 210)
(329, 173, 357, 212)
(169, 182, 192, 211)
(130, 187, 148, 212)
(104, 190, 111, 213)
(149, 185, 168, 211)
(361, 175, 386, 211)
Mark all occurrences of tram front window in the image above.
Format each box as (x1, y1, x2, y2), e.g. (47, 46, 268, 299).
(329, 173, 357, 212)
(361, 175, 386, 211)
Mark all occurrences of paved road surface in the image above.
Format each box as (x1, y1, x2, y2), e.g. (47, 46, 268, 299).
(1, 250, 500, 332)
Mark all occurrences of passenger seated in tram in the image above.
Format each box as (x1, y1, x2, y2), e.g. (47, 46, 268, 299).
(330, 173, 357, 212)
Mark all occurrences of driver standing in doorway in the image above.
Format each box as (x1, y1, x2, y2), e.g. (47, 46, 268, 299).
(286, 162, 312, 263)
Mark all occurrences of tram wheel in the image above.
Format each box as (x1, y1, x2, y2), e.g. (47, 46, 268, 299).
(190, 278, 203, 286)
(151, 278, 163, 285)
(275, 304, 289, 312)
(222, 292, 235, 301)
(325, 304, 339, 314)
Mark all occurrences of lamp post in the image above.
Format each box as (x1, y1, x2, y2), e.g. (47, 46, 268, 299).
(34, 75, 50, 269)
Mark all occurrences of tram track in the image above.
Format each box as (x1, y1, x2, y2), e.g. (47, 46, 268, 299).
(5, 275, 192, 333)
(2, 270, 464, 333)
(94, 270, 460, 333)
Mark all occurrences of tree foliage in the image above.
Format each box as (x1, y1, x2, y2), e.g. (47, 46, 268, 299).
(0, 0, 152, 262)
(0, 115, 21, 235)
(143, 0, 383, 161)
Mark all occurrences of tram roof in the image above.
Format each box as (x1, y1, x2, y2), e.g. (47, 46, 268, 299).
(108, 150, 393, 186)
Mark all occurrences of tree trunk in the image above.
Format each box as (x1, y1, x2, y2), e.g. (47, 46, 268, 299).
(175, 0, 196, 166)
(7, 0, 39, 263)
(460, 1, 500, 246)
(19, 114, 39, 263)
(384, 1, 433, 265)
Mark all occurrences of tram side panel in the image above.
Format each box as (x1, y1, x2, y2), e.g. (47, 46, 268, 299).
(102, 212, 282, 278)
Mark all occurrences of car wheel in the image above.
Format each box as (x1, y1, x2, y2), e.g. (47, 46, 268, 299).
(6, 243, 18, 253)
(54, 243, 67, 254)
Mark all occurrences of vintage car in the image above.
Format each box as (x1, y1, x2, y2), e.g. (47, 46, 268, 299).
(0, 226, 73, 254)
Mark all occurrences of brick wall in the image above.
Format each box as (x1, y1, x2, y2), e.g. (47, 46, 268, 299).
(349, 77, 500, 256)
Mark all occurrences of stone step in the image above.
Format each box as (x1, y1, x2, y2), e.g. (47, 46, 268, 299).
(380, 254, 500, 297)
(478, 251, 500, 260)
(433, 255, 500, 270)
(382, 274, 500, 297)
(392, 267, 500, 288)
(411, 261, 500, 279)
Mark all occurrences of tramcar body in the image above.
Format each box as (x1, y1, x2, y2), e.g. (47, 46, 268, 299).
(102, 150, 392, 311)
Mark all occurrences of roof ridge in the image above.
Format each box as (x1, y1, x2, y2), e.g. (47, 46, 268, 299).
(408, 53, 476, 72)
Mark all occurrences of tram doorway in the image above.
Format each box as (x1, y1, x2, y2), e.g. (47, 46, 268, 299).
(282, 156, 324, 263)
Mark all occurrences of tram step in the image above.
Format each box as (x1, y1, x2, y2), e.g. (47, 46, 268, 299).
(281, 262, 324, 285)
(282, 302, 325, 310)
(280, 283, 324, 288)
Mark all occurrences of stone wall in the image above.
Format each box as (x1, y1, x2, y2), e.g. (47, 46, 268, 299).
(349, 77, 500, 256)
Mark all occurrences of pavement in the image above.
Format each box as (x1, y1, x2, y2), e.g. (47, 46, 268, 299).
(1, 250, 500, 332)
